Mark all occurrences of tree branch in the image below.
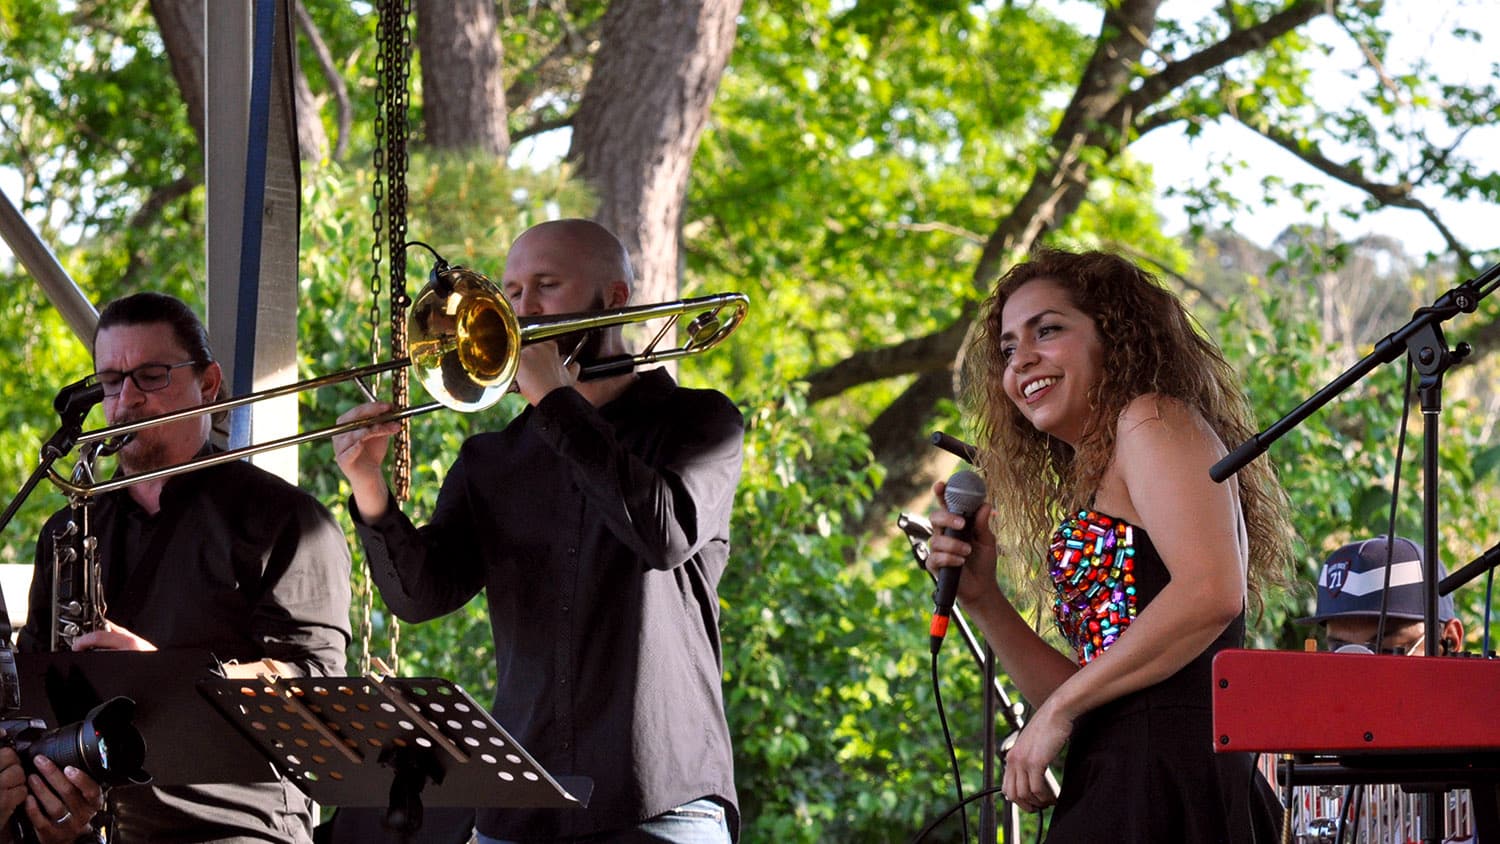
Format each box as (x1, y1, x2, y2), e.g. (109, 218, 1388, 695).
(511, 114, 575, 146)
(817, 0, 1344, 540)
(813, 0, 1339, 408)
(1116, 0, 1328, 121)
(293, 0, 352, 161)
(127, 175, 198, 230)
(804, 313, 975, 403)
(504, 18, 603, 113)
(1230, 112, 1473, 265)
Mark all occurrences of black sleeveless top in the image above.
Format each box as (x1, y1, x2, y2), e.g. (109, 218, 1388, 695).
(1043, 510, 1278, 843)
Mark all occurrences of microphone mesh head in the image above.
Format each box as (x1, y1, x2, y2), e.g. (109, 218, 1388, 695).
(943, 470, 987, 517)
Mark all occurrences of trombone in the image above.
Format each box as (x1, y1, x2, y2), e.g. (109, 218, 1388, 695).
(49, 260, 749, 498)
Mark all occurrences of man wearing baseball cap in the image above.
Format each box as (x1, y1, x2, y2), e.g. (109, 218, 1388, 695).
(1302, 534, 1464, 657)
(1284, 535, 1475, 844)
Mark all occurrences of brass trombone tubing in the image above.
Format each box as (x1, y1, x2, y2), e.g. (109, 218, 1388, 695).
(71, 359, 411, 449)
(49, 391, 441, 499)
(47, 292, 750, 499)
(518, 292, 749, 361)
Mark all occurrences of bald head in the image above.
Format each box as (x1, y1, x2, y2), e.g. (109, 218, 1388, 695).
(510, 219, 634, 299)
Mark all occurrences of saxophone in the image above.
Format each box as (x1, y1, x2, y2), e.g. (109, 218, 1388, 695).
(49, 436, 129, 651)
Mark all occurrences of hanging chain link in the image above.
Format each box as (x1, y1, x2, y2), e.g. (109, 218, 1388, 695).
(359, 0, 412, 676)
(387, 0, 413, 519)
(384, 0, 414, 675)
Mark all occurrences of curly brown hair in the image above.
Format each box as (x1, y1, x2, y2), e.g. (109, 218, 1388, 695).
(961, 248, 1293, 603)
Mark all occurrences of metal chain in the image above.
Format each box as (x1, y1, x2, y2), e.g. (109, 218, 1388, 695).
(358, 0, 389, 679)
(358, 0, 413, 676)
(388, 0, 413, 520)
(383, 0, 414, 676)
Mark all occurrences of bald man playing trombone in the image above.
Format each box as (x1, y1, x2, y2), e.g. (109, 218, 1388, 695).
(333, 219, 744, 843)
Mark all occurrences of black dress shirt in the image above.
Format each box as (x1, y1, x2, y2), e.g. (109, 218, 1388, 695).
(20, 453, 353, 843)
(354, 368, 743, 841)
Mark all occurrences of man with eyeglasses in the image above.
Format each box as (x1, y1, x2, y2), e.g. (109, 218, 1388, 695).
(1275, 535, 1474, 843)
(15, 292, 352, 844)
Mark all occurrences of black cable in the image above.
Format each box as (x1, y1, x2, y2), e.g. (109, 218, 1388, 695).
(1374, 359, 1415, 654)
(403, 239, 444, 263)
(1485, 568, 1494, 657)
(909, 784, 1050, 844)
(929, 652, 971, 844)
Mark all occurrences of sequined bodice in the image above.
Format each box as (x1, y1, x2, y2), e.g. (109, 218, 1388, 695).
(1049, 509, 1145, 665)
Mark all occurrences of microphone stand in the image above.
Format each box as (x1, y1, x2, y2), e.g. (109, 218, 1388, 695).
(1439, 542, 1500, 598)
(0, 377, 103, 537)
(897, 512, 1021, 844)
(906, 430, 1062, 843)
(1211, 261, 1499, 844)
(0, 377, 103, 843)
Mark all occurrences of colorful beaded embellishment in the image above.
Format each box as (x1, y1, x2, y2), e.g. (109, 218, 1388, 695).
(1050, 510, 1137, 665)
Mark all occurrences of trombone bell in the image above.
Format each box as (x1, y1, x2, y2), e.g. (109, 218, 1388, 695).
(408, 261, 750, 413)
(408, 266, 521, 412)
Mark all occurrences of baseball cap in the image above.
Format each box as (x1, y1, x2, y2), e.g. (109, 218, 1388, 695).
(1299, 535, 1456, 625)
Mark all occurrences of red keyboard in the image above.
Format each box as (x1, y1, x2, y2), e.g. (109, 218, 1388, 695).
(1211, 648, 1500, 754)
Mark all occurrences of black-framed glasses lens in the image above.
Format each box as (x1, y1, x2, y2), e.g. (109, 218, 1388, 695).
(1328, 634, 1424, 656)
(96, 362, 195, 397)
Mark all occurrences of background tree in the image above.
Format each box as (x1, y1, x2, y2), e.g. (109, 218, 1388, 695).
(569, 0, 744, 308)
(2, 1, 1498, 839)
(416, 0, 509, 156)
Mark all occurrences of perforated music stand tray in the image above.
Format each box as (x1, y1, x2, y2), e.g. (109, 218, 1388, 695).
(197, 673, 591, 815)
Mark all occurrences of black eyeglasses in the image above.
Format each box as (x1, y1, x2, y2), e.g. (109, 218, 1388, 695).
(1328, 632, 1425, 656)
(94, 361, 199, 397)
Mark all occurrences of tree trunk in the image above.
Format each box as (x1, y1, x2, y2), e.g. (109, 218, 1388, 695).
(287, 2, 329, 162)
(150, 0, 206, 149)
(153, 0, 328, 162)
(568, 0, 743, 309)
(416, 0, 510, 157)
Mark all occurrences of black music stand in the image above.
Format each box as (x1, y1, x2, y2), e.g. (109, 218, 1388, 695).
(198, 673, 590, 831)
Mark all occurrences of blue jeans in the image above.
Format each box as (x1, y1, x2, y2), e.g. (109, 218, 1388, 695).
(477, 797, 731, 844)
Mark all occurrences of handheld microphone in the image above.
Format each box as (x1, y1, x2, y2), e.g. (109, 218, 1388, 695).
(930, 469, 986, 654)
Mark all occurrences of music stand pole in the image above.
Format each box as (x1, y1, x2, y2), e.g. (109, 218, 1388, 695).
(1415, 327, 1456, 844)
(1439, 542, 1500, 598)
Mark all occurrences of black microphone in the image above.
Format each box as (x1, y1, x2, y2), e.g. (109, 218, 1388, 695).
(53, 375, 105, 419)
(930, 469, 986, 654)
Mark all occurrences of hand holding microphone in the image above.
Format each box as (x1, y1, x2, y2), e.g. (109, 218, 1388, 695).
(928, 469, 987, 654)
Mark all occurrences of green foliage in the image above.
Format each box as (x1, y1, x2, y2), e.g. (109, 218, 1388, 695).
(722, 384, 998, 842)
(1210, 275, 1500, 649)
(3, 3, 1499, 842)
(688, 0, 1091, 396)
(0, 1, 203, 290)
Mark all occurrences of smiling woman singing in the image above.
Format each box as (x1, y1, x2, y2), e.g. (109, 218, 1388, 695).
(926, 248, 1296, 843)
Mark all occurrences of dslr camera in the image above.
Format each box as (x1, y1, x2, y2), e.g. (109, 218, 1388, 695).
(0, 647, 147, 786)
